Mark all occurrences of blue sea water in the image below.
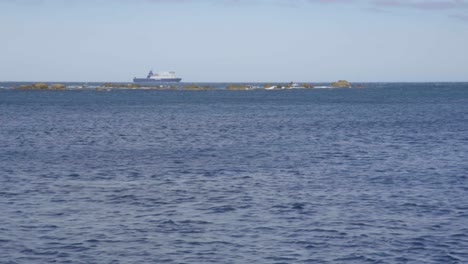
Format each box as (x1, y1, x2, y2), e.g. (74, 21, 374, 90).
(0, 83, 468, 263)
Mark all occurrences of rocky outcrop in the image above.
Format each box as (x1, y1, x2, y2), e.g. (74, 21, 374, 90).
(17, 83, 49, 89)
(182, 85, 212, 90)
(148, 85, 178, 90)
(226, 84, 251, 90)
(32, 83, 49, 89)
(263, 83, 314, 90)
(127, 83, 141, 89)
(51, 84, 66, 89)
(18, 84, 33, 89)
(101, 83, 141, 88)
(331, 80, 352, 88)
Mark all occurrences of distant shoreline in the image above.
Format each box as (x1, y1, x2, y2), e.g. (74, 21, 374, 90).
(1, 81, 467, 91)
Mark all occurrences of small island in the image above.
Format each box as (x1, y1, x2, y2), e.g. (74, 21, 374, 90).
(330, 80, 352, 88)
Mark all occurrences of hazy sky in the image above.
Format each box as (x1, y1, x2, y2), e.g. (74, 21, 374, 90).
(1, 0, 467, 82)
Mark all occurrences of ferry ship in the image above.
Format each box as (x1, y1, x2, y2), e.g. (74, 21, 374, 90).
(133, 70, 182, 83)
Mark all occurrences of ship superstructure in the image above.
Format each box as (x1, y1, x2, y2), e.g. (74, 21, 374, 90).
(133, 70, 182, 83)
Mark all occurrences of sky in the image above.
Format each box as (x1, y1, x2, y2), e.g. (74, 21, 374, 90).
(0, 0, 467, 82)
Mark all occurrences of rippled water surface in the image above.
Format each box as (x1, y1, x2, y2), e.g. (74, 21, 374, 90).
(1, 84, 468, 263)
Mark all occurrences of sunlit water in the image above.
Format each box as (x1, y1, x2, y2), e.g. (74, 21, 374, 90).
(1, 83, 468, 263)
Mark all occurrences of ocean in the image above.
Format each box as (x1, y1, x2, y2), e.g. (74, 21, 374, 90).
(1, 83, 467, 263)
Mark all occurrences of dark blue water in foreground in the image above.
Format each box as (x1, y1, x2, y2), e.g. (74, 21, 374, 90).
(1, 83, 468, 263)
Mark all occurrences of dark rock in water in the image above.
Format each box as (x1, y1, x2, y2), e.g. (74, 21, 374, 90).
(292, 203, 305, 210)
(331, 80, 352, 88)
(51, 84, 66, 89)
(32, 83, 49, 89)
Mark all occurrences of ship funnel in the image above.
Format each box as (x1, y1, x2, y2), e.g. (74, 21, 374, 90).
(147, 71, 153, 78)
